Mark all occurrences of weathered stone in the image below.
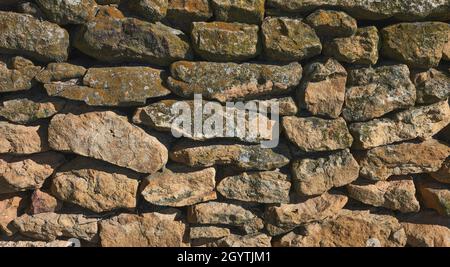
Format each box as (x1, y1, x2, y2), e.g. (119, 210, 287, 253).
(168, 61, 302, 102)
(13, 213, 98, 242)
(51, 157, 140, 213)
(431, 157, 450, 184)
(359, 140, 450, 181)
(127, 0, 168, 22)
(298, 58, 347, 118)
(261, 17, 322, 62)
(0, 122, 48, 154)
(0, 240, 73, 247)
(191, 21, 260, 62)
(99, 212, 187, 247)
(74, 17, 192, 66)
(0, 152, 65, 194)
(245, 97, 298, 116)
(141, 167, 216, 207)
(401, 220, 450, 247)
(217, 171, 291, 203)
(0, 194, 26, 236)
(190, 226, 230, 240)
(418, 180, 450, 217)
(0, 56, 41, 93)
(211, 0, 265, 24)
(274, 210, 406, 247)
(291, 149, 359, 196)
(170, 140, 290, 171)
(266, 0, 450, 21)
(342, 64, 416, 122)
(30, 189, 62, 215)
(305, 9, 357, 39)
(0, 97, 65, 124)
(17, 2, 46, 19)
(95, 4, 125, 19)
(350, 101, 450, 149)
(282, 116, 353, 152)
(208, 233, 271, 247)
(188, 202, 264, 234)
(348, 177, 420, 213)
(35, 63, 86, 84)
(412, 68, 450, 104)
(381, 22, 450, 68)
(265, 193, 348, 236)
(323, 26, 379, 65)
(35, 0, 98, 25)
(0, 11, 69, 62)
(48, 111, 168, 173)
(166, 0, 212, 32)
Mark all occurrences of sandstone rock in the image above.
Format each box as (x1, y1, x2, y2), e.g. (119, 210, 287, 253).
(281, 116, 353, 152)
(261, 17, 321, 62)
(99, 212, 187, 247)
(265, 193, 348, 236)
(348, 177, 420, 213)
(298, 58, 347, 118)
(127, 0, 168, 22)
(208, 233, 271, 247)
(350, 101, 450, 149)
(418, 180, 450, 217)
(342, 64, 416, 122)
(305, 9, 357, 39)
(0, 122, 48, 154)
(188, 202, 264, 234)
(170, 140, 290, 171)
(274, 210, 406, 247)
(217, 171, 291, 203)
(74, 17, 192, 66)
(431, 157, 450, 184)
(443, 31, 450, 61)
(191, 21, 260, 62)
(245, 97, 298, 116)
(13, 213, 98, 242)
(190, 226, 230, 240)
(0, 97, 65, 124)
(358, 140, 450, 181)
(323, 26, 379, 65)
(412, 68, 450, 104)
(141, 167, 216, 207)
(95, 4, 125, 19)
(166, 0, 212, 32)
(0, 240, 73, 247)
(48, 111, 168, 174)
(0, 11, 69, 62)
(35, 63, 86, 84)
(17, 2, 46, 19)
(211, 0, 265, 24)
(35, 0, 98, 25)
(168, 61, 302, 102)
(0, 194, 26, 236)
(51, 157, 140, 213)
(0, 152, 65, 194)
(381, 22, 450, 68)
(30, 189, 62, 215)
(291, 149, 359, 196)
(401, 222, 450, 247)
(0, 56, 41, 92)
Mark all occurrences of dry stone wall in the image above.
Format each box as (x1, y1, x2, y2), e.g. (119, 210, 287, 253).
(0, 0, 449, 247)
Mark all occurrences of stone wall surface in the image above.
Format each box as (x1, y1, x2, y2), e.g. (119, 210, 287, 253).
(0, 0, 449, 247)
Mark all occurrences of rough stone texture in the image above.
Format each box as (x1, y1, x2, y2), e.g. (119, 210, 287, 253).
(342, 64, 416, 122)
(13, 213, 98, 242)
(0, 97, 65, 124)
(274, 210, 407, 247)
(348, 177, 420, 213)
(282, 116, 353, 152)
(165, 0, 212, 32)
(305, 9, 357, 39)
(0, 56, 42, 93)
(0, 11, 69, 62)
(127, 0, 168, 22)
(217, 170, 291, 203)
(0, 152, 65, 194)
(29, 189, 62, 215)
(323, 26, 380, 65)
(291, 149, 359, 196)
(51, 157, 140, 213)
(190, 226, 230, 240)
(265, 193, 348, 236)
(381, 22, 450, 68)
(298, 58, 347, 118)
(402, 222, 450, 247)
(99, 212, 187, 247)
(211, 0, 265, 24)
(170, 140, 290, 171)
(48, 111, 168, 173)
(141, 167, 216, 207)
(0, 240, 73, 247)
(191, 21, 260, 62)
(412, 68, 450, 104)
(0, 194, 26, 236)
(35, 0, 98, 25)
(0, 122, 48, 154)
(208, 233, 271, 247)
(359, 140, 450, 181)
(350, 101, 450, 149)
(168, 61, 302, 102)
(261, 17, 322, 62)
(35, 62, 87, 84)
(418, 180, 450, 217)
(245, 97, 298, 116)
(74, 16, 193, 66)
(431, 157, 450, 184)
